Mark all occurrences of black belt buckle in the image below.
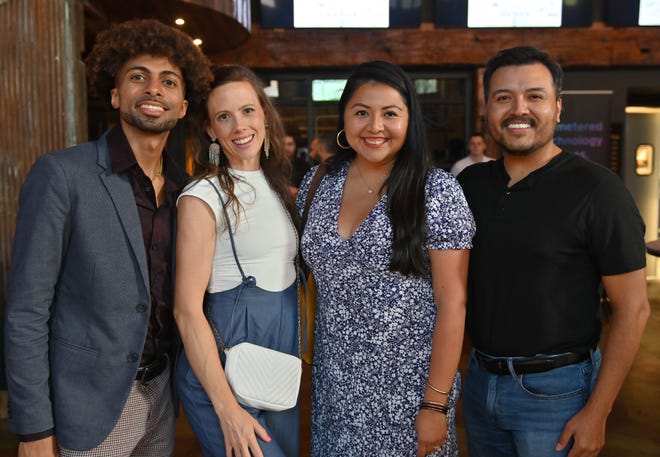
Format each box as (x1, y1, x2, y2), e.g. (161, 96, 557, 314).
(136, 355, 168, 385)
(475, 353, 509, 375)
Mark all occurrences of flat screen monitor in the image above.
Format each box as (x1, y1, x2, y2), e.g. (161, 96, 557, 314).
(469, 0, 562, 27)
(639, 0, 660, 25)
(436, 0, 593, 28)
(260, 0, 422, 28)
(294, 0, 388, 28)
(606, 0, 660, 26)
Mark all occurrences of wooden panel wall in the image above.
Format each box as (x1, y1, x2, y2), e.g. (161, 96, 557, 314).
(209, 23, 660, 69)
(0, 0, 86, 320)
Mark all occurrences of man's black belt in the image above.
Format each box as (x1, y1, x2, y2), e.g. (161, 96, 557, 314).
(474, 350, 590, 375)
(135, 354, 168, 384)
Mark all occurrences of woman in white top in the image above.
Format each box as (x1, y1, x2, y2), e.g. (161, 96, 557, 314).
(174, 65, 299, 457)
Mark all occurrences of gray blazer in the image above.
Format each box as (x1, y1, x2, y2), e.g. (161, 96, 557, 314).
(4, 131, 177, 450)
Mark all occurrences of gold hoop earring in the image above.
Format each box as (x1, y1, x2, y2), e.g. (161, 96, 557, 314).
(336, 130, 351, 150)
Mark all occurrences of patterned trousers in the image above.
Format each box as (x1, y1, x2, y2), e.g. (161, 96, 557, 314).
(59, 365, 175, 457)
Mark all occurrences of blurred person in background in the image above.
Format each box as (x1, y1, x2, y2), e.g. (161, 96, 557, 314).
(284, 133, 311, 194)
(450, 132, 493, 176)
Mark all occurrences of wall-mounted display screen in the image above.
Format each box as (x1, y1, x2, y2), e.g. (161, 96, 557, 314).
(468, 0, 562, 28)
(606, 0, 660, 26)
(436, 0, 593, 28)
(260, 0, 422, 28)
(555, 90, 613, 168)
(638, 0, 660, 26)
(294, 0, 388, 28)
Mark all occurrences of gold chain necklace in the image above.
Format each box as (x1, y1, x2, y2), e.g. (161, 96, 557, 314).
(153, 155, 163, 179)
(355, 163, 374, 195)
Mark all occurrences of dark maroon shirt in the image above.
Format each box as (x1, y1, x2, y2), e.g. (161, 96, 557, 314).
(108, 125, 187, 366)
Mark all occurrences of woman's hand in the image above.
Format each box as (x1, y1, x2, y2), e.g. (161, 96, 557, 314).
(218, 403, 271, 457)
(415, 408, 448, 457)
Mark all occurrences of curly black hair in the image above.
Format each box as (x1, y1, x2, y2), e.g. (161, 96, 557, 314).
(85, 18, 213, 109)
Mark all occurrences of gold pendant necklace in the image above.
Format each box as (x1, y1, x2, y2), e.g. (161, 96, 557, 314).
(153, 155, 163, 179)
(354, 162, 377, 195)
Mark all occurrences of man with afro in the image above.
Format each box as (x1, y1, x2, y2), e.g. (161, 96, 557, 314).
(4, 18, 212, 457)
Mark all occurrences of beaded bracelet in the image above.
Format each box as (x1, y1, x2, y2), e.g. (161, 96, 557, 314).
(426, 380, 450, 395)
(420, 401, 449, 415)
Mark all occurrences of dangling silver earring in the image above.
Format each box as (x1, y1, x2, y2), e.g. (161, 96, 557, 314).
(336, 129, 351, 150)
(208, 141, 220, 166)
(264, 125, 270, 159)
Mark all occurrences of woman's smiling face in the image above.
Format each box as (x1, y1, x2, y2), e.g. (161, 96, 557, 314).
(206, 81, 267, 170)
(342, 81, 409, 167)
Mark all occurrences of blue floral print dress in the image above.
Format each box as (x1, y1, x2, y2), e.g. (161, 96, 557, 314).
(296, 162, 475, 456)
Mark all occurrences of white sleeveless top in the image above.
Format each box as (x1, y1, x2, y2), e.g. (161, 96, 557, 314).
(178, 170, 297, 293)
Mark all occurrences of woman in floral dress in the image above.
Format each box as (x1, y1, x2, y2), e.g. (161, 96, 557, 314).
(297, 61, 475, 456)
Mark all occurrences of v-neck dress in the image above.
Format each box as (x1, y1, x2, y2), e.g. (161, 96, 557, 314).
(296, 162, 475, 456)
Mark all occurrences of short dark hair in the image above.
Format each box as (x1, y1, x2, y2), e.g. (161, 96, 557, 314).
(482, 46, 563, 102)
(85, 18, 213, 110)
(313, 132, 334, 150)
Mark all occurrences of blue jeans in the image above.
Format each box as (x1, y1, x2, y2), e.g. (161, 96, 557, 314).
(176, 282, 300, 457)
(462, 348, 601, 457)
(177, 351, 300, 457)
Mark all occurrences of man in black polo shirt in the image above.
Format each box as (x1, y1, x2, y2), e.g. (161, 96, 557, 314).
(457, 46, 650, 457)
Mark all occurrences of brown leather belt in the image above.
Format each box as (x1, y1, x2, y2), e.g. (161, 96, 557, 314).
(135, 354, 168, 384)
(474, 350, 590, 375)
